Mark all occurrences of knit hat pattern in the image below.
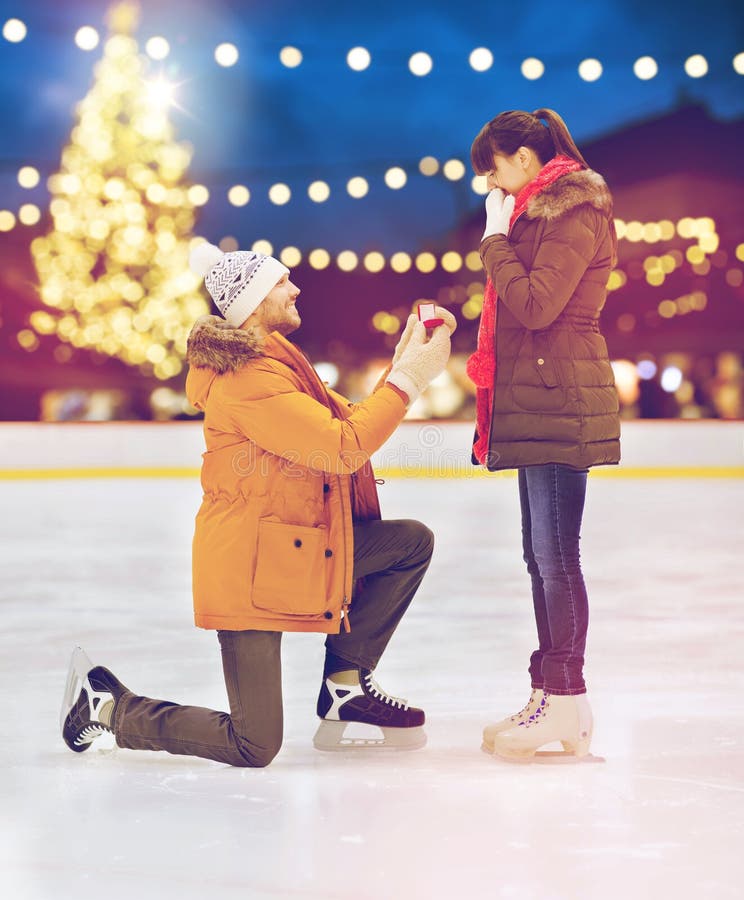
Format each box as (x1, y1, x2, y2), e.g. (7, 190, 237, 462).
(189, 242, 289, 327)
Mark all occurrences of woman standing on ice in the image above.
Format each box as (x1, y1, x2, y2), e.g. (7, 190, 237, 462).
(467, 109, 620, 762)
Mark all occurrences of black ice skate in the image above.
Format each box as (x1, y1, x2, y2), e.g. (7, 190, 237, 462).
(313, 669, 426, 751)
(60, 646, 128, 753)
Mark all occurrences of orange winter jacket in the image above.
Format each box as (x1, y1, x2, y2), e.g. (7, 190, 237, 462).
(184, 316, 406, 633)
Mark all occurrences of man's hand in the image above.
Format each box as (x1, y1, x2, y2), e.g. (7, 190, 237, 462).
(386, 322, 452, 404)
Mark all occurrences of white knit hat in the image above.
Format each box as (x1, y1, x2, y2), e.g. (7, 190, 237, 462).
(189, 242, 289, 327)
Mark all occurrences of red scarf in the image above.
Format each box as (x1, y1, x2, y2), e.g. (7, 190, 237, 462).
(466, 155, 583, 465)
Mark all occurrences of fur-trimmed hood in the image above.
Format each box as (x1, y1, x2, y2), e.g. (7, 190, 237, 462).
(185, 315, 265, 411)
(525, 169, 613, 222)
(186, 315, 264, 374)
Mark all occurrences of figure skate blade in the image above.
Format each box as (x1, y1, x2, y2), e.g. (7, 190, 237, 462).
(60, 646, 94, 731)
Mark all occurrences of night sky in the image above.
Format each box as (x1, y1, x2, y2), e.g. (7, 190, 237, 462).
(1, 0, 743, 256)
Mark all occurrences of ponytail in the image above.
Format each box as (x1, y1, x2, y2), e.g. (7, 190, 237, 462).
(471, 108, 589, 173)
(532, 109, 589, 168)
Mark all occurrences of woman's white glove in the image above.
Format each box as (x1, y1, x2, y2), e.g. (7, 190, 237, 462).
(482, 188, 515, 240)
(387, 322, 451, 404)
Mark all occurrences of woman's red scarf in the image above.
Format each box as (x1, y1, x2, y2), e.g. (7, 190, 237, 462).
(466, 154, 583, 465)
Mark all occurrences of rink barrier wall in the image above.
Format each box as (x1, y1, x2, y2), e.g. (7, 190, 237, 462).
(0, 421, 742, 479)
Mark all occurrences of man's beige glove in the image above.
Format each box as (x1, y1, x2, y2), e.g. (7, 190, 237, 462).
(386, 322, 452, 404)
(392, 307, 457, 366)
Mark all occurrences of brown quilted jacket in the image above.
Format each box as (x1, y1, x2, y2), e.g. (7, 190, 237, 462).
(478, 169, 621, 471)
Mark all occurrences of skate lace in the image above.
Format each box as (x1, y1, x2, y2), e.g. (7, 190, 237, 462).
(364, 673, 408, 710)
(74, 723, 110, 746)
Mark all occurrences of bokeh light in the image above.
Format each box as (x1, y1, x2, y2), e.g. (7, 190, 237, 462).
(18, 166, 40, 188)
(347, 176, 369, 199)
(347, 47, 371, 71)
(634, 56, 658, 80)
(384, 167, 407, 190)
(443, 159, 465, 181)
(409, 52, 433, 76)
(75, 27, 100, 51)
(215, 43, 239, 67)
(684, 54, 708, 77)
(308, 180, 330, 202)
(269, 183, 291, 205)
(419, 156, 439, 176)
(3, 19, 27, 42)
(228, 185, 250, 207)
(521, 58, 545, 80)
(469, 48, 493, 72)
(578, 59, 603, 81)
(146, 37, 170, 60)
(280, 46, 302, 68)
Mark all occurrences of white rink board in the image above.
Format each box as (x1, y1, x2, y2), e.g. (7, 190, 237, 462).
(0, 419, 743, 472)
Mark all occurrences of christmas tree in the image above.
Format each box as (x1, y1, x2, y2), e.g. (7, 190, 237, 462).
(30, 0, 208, 381)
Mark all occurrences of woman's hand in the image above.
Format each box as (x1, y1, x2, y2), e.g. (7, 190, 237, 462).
(482, 188, 515, 241)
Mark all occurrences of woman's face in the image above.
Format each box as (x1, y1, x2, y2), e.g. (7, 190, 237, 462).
(485, 150, 533, 196)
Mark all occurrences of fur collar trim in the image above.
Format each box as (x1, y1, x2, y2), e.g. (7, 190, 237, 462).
(186, 315, 264, 375)
(526, 169, 613, 222)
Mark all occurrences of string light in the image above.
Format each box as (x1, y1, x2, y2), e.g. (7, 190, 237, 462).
(443, 159, 466, 181)
(347, 176, 369, 199)
(734, 53, 744, 75)
(145, 36, 170, 60)
(409, 52, 433, 76)
(0, 210, 16, 231)
(684, 54, 708, 77)
(308, 180, 330, 202)
(252, 239, 273, 255)
(215, 43, 239, 67)
(578, 59, 603, 81)
(18, 166, 40, 188)
(419, 156, 439, 176)
(521, 58, 545, 80)
(634, 56, 658, 80)
(347, 47, 371, 71)
(268, 183, 291, 205)
(2, 19, 27, 42)
(384, 167, 407, 189)
(469, 48, 493, 72)
(336, 251, 358, 272)
(363, 252, 385, 273)
(19, 204, 41, 226)
(280, 46, 302, 68)
(308, 249, 331, 270)
(75, 27, 100, 51)
(227, 185, 250, 206)
(280, 246, 302, 267)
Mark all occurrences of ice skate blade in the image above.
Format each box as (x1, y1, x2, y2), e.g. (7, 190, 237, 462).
(60, 646, 94, 731)
(313, 720, 427, 752)
(492, 750, 606, 765)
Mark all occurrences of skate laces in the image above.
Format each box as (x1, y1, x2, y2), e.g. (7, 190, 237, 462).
(519, 695, 548, 728)
(364, 673, 408, 710)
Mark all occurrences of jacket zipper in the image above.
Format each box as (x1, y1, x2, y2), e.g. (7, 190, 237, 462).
(341, 597, 352, 632)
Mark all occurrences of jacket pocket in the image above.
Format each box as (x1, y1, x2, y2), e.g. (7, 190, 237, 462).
(252, 520, 328, 616)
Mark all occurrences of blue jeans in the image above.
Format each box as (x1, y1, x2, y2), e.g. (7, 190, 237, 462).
(518, 464, 589, 695)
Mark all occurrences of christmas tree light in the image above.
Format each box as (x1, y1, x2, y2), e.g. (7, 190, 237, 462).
(30, 0, 209, 381)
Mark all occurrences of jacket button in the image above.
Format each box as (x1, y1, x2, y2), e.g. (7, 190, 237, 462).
(294, 539, 302, 548)
(537, 358, 545, 365)
(323, 611, 333, 619)
(325, 549, 333, 558)
(323, 484, 330, 494)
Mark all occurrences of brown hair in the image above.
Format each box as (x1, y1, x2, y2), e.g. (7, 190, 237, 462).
(470, 108, 589, 174)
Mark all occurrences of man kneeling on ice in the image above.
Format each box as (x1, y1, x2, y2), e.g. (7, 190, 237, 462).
(61, 241, 454, 765)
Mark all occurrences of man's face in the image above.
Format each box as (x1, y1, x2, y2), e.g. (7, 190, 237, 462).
(253, 273, 302, 336)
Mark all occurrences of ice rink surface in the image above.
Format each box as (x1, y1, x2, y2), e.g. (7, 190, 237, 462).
(2, 474, 743, 900)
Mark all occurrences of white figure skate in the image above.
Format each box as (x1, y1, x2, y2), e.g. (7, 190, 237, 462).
(489, 693, 605, 764)
(481, 688, 546, 753)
